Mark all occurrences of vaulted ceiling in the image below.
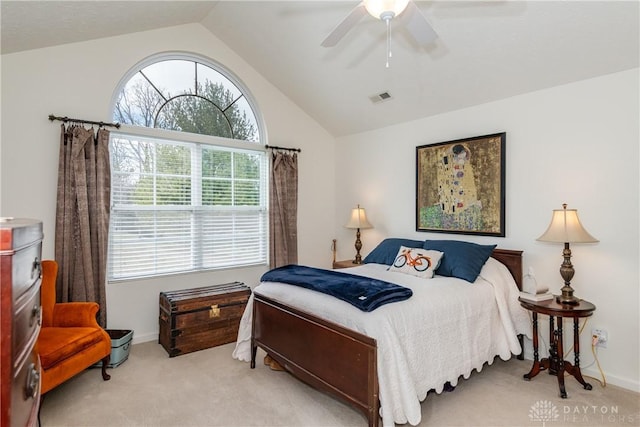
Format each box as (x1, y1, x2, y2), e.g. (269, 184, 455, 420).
(2, 1, 638, 137)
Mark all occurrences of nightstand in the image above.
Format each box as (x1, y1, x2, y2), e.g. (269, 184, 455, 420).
(519, 296, 596, 398)
(332, 259, 358, 269)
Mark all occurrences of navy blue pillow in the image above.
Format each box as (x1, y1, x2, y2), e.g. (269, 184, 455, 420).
(363, 238, 424, 266)
(423, 240, 496, 283)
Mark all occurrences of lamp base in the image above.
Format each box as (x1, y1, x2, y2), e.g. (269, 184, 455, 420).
(556, 295, 580, 305)
(556, 243, 580, 305)
(353, 228, 363, 265)
(556, 285, 580, 305)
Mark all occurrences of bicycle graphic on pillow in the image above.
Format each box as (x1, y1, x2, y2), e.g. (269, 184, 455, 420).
(393, 248, 433, 272)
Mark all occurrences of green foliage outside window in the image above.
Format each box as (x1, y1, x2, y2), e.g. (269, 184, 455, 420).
(111, 59, 261, 209)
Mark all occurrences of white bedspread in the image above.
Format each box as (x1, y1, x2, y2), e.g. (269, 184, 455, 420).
(233, 257, 530, 426)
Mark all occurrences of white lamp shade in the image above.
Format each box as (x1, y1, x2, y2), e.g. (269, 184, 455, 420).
(364, 0, 410, 19)
(537, 205, 598, 243)
(345, 205, 373, 229)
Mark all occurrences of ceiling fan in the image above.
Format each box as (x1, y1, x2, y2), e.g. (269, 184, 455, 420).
(321, 0, 438, 67)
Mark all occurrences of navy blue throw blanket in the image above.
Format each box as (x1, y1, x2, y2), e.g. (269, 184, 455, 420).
(260, 265, 412, 312)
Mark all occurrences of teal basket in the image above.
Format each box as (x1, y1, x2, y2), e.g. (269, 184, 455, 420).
(94, 329, 133, 368)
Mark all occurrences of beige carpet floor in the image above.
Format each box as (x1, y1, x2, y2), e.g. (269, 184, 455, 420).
(39, 341, 639, 427)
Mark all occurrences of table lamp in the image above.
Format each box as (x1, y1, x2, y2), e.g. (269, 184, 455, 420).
(536, 203, 598, 305)
(345, 204, 373, 264)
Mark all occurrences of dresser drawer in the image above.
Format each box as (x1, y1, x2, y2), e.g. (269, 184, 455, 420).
(13, 282, 41, 365)
(10, 242, 42, 302)
(10, 349, 40, 427)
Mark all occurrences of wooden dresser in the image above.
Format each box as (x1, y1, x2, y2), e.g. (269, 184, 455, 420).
(0, 218, 43, 427)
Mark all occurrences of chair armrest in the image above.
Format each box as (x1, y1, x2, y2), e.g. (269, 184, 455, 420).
(52, 302, 101, 328)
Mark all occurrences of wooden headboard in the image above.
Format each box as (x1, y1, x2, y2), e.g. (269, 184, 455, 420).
(491, 248, 523, 290)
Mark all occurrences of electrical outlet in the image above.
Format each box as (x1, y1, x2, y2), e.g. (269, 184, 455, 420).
(592, 328, 608, 348)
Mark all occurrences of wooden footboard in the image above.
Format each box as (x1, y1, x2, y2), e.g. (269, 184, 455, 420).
(251, 294, 379, 427)
(250, 248, 523, 426)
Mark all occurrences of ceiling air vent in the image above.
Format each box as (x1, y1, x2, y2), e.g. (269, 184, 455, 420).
(369, 91, 393, 104)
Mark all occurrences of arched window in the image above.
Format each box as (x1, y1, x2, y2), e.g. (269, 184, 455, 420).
(114, 57, 260, 142)
(108, 54, 267, 280)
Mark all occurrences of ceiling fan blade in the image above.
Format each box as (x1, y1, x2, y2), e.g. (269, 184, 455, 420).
(321, 2, 367, 47)
(401, 1, 438, 46)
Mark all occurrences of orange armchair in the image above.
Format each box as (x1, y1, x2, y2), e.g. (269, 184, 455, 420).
(37, 260, 111, 394)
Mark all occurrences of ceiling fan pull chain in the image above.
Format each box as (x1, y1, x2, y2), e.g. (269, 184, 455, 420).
(385, 16, 391, 68)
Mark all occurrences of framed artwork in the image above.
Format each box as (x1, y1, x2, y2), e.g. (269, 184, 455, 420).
(416, 132, 506, 236)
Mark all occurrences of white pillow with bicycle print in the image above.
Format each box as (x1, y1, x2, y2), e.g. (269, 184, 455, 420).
(388, 246, 444, 279)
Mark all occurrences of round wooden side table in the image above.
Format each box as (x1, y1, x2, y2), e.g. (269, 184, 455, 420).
(519, 296, 596, 398)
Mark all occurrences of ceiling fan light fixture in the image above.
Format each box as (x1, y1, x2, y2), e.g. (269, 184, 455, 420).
(364, 0, 410, 20)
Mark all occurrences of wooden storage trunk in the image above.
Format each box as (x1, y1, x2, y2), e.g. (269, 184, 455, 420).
(159, 282, 251, 357)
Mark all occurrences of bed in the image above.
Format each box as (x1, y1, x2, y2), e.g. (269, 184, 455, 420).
(233, 240, 530, 427)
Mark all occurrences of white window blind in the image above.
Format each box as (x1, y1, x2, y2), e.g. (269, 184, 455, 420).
(108, 133, 267, 280)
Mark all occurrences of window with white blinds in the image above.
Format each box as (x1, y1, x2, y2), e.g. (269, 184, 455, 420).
(108, 54, 267, 281)
(109, 134, 267, 280)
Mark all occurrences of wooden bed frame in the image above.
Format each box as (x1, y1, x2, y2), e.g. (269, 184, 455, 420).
(250, 249, 523, 427)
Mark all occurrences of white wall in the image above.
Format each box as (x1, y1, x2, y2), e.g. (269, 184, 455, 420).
(0, 24, 337, 343)
(334, 69, 639, 391)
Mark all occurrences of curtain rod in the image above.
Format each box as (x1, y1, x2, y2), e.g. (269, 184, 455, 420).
(48, 114, 121, 129)
(265, 144, 301, 153)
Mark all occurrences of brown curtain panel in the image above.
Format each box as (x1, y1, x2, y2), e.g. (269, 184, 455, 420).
(269, 151, 298, 268)
(54, 124, 111, 327)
